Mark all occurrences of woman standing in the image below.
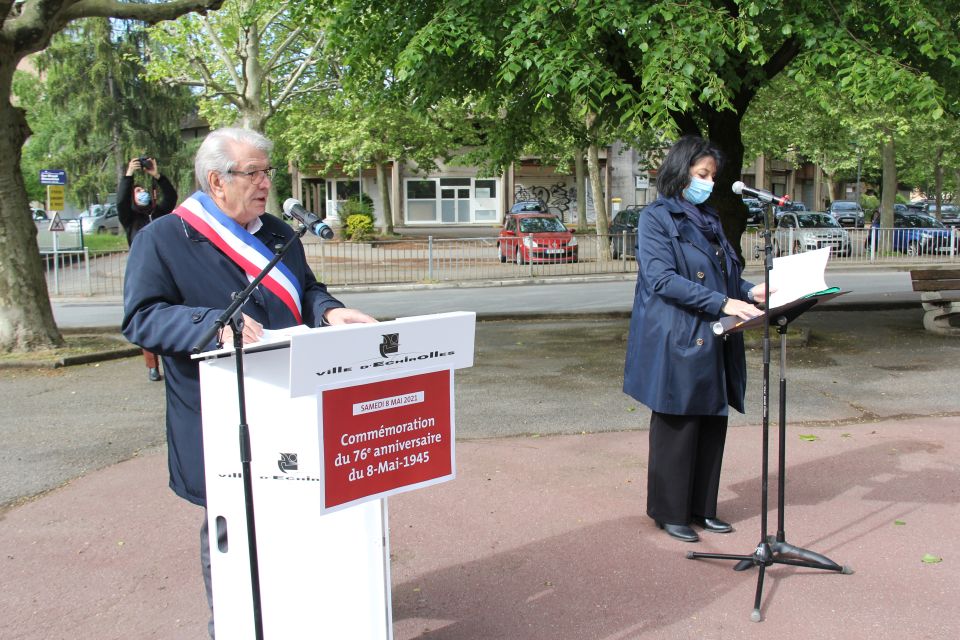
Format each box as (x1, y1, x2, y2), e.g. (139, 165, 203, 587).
(117, 156, 177, 381)
(623, 136, 768, 542)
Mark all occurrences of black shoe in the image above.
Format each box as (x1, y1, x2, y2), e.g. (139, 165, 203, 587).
(692, 516, 733, 533)
(148, 367, 162, 382)
(656, 521, 699, 542)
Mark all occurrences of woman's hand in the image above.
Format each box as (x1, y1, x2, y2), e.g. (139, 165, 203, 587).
(749, 283, 773, 305)
(722, 298, 763, 320)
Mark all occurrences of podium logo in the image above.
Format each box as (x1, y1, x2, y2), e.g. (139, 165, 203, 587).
(379, 333, 400, 358)
(278, 452, 298, 473)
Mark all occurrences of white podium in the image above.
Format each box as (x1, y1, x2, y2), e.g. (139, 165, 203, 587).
(197, 312, 475, 639)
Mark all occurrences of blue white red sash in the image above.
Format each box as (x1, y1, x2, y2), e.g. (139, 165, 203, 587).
(172, 191, 303, 323)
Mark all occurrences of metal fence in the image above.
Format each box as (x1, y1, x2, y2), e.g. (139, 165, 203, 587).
(43, 227, 960, 298)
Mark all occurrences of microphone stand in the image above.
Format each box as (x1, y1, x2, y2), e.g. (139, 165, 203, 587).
(686, 198, 851, 621)
(193, 223, 310, 640)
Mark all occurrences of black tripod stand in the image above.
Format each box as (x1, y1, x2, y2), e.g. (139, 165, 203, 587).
(687, 202, 852, 622)
(193, 223, 310, 640)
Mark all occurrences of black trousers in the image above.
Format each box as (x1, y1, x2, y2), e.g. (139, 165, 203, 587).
(646, 411, 728, 525)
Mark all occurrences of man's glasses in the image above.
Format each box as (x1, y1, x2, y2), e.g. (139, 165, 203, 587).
(227, 167, 276, 184)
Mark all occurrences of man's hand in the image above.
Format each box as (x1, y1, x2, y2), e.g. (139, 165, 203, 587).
(219, 313, 264, 346)
(144, 159, 160, 179)
(324, 308, 378, 325)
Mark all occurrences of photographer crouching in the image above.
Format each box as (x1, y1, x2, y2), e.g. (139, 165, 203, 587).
(118, 156, 178, 381)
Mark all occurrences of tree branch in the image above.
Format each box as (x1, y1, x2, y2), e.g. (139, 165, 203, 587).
(260, 0, 291, 35)
(190, 55, 241, 108)
(263, 23, 306, 72)
(5, 0, 224, 57)
(731, 36, 801, 113)
(63, 0, 224, 24)
(200, 13, 240, 89)
(272, 34, 324, 108)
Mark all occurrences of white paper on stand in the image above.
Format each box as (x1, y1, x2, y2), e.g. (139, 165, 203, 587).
(767, 247, 830, 309)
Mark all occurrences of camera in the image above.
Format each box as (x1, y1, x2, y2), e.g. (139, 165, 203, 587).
(138, 157, 153, 171)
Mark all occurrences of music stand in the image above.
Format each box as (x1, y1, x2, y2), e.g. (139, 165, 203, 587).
(687, 220, 853, 622)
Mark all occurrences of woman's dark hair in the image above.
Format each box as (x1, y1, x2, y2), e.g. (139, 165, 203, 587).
(655, 136, 724, 198)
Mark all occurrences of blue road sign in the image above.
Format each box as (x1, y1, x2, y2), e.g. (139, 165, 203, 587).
(40, 169, 67, 185)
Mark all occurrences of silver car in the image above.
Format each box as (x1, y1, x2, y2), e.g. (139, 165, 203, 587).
(65, 204, 121, 235)
(773, 212, 851, 257)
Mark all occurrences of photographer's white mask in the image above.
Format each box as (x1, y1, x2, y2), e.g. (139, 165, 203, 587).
(135, 191, 152, 206)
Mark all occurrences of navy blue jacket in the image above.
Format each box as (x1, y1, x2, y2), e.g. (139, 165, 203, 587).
(122, 211, 344, 506)
(623, 196, 753, 416)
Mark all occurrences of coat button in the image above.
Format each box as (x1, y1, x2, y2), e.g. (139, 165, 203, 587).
(696, 338, 704, 346)
(697, 271, 705, 279)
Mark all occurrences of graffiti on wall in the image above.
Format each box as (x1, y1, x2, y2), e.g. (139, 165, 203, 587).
(514, 182, 577, 222)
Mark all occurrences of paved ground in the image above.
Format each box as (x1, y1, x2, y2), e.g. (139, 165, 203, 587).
(2, 299, 959, 638)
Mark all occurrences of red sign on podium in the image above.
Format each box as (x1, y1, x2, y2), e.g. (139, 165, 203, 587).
(320, 370, 453, 511)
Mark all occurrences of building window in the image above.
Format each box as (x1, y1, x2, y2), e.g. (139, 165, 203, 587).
(403, 177, 501, 224)
(474, 179, 498, 221)
(406, 180, 438, 222)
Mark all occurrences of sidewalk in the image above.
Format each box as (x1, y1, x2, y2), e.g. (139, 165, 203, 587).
(49, 268, 920, 331)
(6, 280, 958, 639)
(2, 417, 956, 639)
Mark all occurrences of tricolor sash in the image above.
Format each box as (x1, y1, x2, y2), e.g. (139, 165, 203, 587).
(173, 191, 303, 323)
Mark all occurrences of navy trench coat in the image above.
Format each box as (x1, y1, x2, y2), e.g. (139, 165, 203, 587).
(623, 196, 753, 416)
(122, 212, 344, 506)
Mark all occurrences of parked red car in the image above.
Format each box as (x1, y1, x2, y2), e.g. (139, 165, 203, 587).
(497, 213, 578, 264)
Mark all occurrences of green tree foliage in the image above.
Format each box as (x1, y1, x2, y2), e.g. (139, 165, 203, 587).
(146, 0, 338, 214)
(1, 0, 224, 353)
(16, 19, 196, 210)
(328, 0, 960, 244)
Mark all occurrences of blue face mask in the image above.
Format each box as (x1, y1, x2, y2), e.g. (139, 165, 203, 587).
(135, 191, 152, 206)
(683, 176, 713, 205)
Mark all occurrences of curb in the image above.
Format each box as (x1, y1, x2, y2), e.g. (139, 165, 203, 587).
(0, 333, 140, 370)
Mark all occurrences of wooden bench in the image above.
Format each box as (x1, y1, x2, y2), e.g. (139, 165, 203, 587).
(911, 268, 960, 336)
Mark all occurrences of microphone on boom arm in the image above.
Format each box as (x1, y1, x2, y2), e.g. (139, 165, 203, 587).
(732, 181, 791, 207)
(282, 198, 334, 240)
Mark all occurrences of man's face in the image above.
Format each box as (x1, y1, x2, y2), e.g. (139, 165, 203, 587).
(209, 143, 272, 226)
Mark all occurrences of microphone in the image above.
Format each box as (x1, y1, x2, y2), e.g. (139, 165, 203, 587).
(732, 181, 790, 206)
(282, 198, 334, 239)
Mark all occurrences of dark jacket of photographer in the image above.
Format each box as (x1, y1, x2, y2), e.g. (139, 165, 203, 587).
(117, 174, 177, 245)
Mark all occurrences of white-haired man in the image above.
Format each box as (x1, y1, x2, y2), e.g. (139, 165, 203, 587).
(123, 127, 375, 637)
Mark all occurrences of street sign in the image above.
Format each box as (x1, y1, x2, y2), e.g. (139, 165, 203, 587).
(47, 185, 65, 211)
(40, 169, 67, 186)
(48, 212, 65, 232)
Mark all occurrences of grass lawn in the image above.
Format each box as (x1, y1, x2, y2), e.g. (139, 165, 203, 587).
(82, 233, 128, 252)
(0, 334, 136, 367)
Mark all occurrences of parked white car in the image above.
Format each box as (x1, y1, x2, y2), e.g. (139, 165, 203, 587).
(65, 204, 121, 235)
(773, 212, 851, 257)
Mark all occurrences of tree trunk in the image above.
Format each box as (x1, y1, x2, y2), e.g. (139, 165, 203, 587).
(933, 146, 944, 221)
(587, 143, 610, 260)
(574, 150, 587, 233)
(375, 159, 393, 236)
(879, 133, 896, 252)
(0, 96, 63, 352)
(705, 110, 748, 261)
(823, 170, 836, 208)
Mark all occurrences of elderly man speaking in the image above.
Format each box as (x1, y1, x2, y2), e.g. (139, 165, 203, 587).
(122, 127, 375, 637)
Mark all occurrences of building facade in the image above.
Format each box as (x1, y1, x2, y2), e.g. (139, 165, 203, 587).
(292, 143, 874, 230)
